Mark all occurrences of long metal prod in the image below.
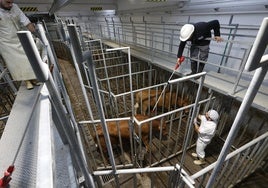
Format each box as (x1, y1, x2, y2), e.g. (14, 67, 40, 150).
(152, 56, 185, 112)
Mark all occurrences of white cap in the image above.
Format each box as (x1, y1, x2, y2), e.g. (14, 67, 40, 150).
(208, 110, 219, 121)
(180, 24, 194, 41)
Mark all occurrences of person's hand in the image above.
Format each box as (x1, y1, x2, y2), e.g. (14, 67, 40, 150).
(214, 36, 223, 42)
(175, 57, 185, 70)
(176, 56, 185, 65)
(176, 58, 181, 65)
(194, 118, 197, 124)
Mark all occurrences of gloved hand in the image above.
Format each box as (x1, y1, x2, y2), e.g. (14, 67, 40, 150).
(175, 56, 185, 70)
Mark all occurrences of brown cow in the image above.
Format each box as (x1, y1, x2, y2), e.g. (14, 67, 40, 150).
(95, 114, 168, 156)
(134, 89, 190, 115)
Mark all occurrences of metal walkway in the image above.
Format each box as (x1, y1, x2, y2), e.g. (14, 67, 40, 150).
(0, 84, 76, 187)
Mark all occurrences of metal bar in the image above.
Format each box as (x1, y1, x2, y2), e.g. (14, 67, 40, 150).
(39, 22, 78, 131)
(0, 67, 7, 79)
(205, 37, 252, 45)
(233, 147, 253, 183)
(85, 50, 118, 166)
(68, 25, 89, 82)
(94, 166, 175, 176)
(67, 25, 95, 120)
(173, 112, 183, 153)
(231, 48, 252, 94)
(175, 164, 195, 188)
(244, 138, 268, 177)
(250, 140, 268, 172)
(218, 23, 238, 73)
(245, 18, 268, 71)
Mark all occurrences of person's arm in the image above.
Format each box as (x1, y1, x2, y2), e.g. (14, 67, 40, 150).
(207, 20, 223, 42)
(177, 41, 186, 58)
(26, 22, 36, 33)
(14, 3, 36, 34)
(194, 123, 200, 133)
(176, 41, 186, 64)
(193, 115, 202, 133)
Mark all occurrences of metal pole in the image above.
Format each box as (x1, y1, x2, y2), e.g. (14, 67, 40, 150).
(206, 17, 268, 187)
(67, 24, 88, 83)
(36, 23, 59, 89)
(173, 72, 206, 187)
(17, 31, 96, 188)
(84, 50, 120, 184)
(67, 24, 95, 120)
(206, 64, 268, 187)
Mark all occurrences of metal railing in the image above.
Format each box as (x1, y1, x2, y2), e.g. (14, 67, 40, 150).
(191, 132, 268, 188)
(82, 17, 262, 95)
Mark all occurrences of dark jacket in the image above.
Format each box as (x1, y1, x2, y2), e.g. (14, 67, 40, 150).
(177, 20, 221, 58)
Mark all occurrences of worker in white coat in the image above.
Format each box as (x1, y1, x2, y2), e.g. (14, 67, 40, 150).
(0, 0, 39, 89)
(192, 109, 219, 165)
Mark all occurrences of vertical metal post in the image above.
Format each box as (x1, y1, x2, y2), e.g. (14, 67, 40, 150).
(77, 25, 87, 51)
(173, 72, 206, 187)
(231, 48, 251, 94)
(67, 24, 95, 120)
(84, 50, 120, 185)
(105, 17, 111, 40)
(67, 24, 88, 83)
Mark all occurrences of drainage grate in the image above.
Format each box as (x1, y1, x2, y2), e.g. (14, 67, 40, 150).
(100, 174, 116, 185)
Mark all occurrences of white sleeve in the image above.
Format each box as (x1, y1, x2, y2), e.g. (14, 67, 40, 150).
(13, 4, 31, 26)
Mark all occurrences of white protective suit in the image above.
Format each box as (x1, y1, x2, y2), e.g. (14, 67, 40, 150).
(0, 3, 36, 81)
